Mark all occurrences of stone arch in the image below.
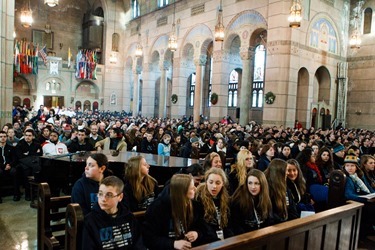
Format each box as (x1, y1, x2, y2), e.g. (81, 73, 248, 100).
(315, 66, 331, 104)
(225, 10, 267, 50)
(306, 13, 341, 55)
(74, 81, 100, 99)
(148, 35, 169, 59)
(296, 67, 310, 126)
(180, 23, 213, 57)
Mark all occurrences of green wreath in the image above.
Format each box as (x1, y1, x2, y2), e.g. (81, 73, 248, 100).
(210, 93, 218, 105)
(265, 91, 276, 104)
(171, 94, 178, 104)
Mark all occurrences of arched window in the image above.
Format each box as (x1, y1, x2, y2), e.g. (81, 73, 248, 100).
(189, 73, 196, 107)
(158, 0, 169, 7)
(364, 8, 372, 34)
(132, 0, 140, 18)
(228, 70, 238, 107)
(251, 45, 266, 108)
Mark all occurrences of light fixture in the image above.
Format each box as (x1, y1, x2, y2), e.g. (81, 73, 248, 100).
(214, 0, 225, 42)
(349, 2, 361, 49)
(20, 0, 33, 28)
(110, 0, 120, 63)
(288, 0, 302, 28)
(44, 0, 59, 7)
(135, 34, 143, 57)
(168, 2, 178, 51)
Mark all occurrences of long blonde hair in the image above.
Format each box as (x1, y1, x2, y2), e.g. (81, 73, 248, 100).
(230, 149, 253, 186)
(125, 156, 157, 202)
(195, 168, 230, 228)
(170, 174, 194, 237)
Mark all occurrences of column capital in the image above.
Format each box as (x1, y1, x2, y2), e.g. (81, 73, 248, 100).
(194, 54, 207, 66)
(160, 60, 171, 71)
(239, 46, 256, 60)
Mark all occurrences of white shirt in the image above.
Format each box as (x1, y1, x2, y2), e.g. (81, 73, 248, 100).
(42, 141, 68, 156)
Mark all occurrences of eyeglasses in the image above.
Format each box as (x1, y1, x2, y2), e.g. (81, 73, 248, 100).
(97, 192, 121, 199)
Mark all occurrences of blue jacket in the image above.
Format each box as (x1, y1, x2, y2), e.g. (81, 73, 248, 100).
(345, 174, 375, 203)
(71, 173, 99, 216)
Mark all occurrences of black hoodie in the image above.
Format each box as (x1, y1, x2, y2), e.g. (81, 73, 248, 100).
(82, 202, 144, 249)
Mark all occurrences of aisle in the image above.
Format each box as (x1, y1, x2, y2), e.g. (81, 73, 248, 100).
(0, 196, 37, 250)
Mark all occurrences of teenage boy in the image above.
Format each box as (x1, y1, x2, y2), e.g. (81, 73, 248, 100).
(82, 176, 144, 249)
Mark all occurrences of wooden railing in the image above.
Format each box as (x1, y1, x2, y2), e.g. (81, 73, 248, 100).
(192, 201, 363, 250)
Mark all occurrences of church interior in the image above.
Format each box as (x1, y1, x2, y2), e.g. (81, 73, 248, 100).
(1, 1, 375, 249)
(0, 0, 374, 129)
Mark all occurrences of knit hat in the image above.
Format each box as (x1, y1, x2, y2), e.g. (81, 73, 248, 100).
(344, 149, 359, 166)
(190, 137, 199, 144)
(333, 143, 345, 154)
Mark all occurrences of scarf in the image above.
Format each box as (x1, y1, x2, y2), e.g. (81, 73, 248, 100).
(350, 173, 371, 194)
(306, 161, 323, 183)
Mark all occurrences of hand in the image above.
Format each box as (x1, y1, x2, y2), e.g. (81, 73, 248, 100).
(5, 164, 11, 171)
(96, 146, 102, 151)
(174, 240, 191, 250)
(185, 231, 198, 242)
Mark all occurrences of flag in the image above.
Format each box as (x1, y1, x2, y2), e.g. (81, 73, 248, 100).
(39, 45, 48, 65)
(68, 47, 72, 68)
(33, 45, 39, 74)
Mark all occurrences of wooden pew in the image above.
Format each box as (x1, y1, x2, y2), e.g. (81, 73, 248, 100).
(192, 201, 363, 250)
(37, 182, 80, 250)
(65, 203, 84, 250)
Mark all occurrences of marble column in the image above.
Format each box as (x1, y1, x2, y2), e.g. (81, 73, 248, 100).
(158, 61, 169, 118)
(239, 47, 255, 126)
(193, 55, 207, 122)
(132, 65, 142, 116)
(0, 1, 15, 125)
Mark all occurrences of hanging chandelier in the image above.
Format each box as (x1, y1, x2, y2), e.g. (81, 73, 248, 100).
(20, 0, 33, 28)
(135, 33, 143, 57)
(110, 0, 120, 63)
(44, 0, 59, 7)
(168, 2, 178, 51)
(214, 1, 225, 42)
(288, 0, 302, 28)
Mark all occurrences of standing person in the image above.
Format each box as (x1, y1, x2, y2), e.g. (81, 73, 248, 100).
(158, 134, 171, 156)
(123, 156, 158, 212)
(82, 176, 144, 249)
(228, 149, 254, 194)
(360, 154, 375, 189)
(14, 129, 43, 201)
(230, 169, 272, 235)
(343, 151, 375, 239)
(71, 153, 111, 215)
(142, 174, 202, 250)
(0, 131, 17, 203)
(265, 159, 299, 223)
(194, 167, 232, 244)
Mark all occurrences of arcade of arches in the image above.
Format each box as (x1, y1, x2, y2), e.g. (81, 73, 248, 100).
(1, 0, 375, 129)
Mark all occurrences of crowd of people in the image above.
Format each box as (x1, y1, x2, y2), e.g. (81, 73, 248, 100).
(1, 106, 375, 248)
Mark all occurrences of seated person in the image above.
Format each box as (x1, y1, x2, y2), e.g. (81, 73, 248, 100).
(82, 176, 144, 249)
(68, 129, 93, 153)
(42, 130, 68, 156)
(140, 131, 157, 154)
(71, 153, 111, 215)
(95, 128, 127, 152)
(123, 156, 158, 212)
